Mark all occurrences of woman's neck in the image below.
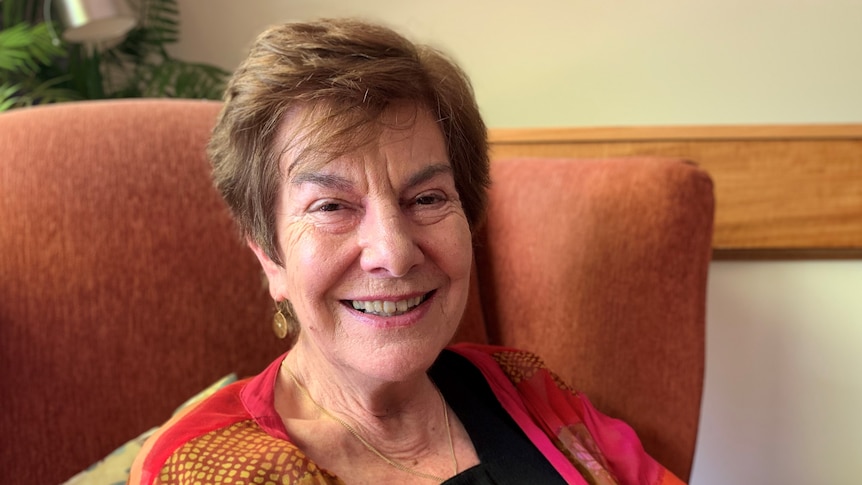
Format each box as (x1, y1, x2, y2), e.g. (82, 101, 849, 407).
(280, 341, 444, 448)
(273, 343, 479, 482)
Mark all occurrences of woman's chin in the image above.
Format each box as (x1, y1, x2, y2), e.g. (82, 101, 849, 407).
(309, 324, 452, 384)
(340, 333, 451, 383)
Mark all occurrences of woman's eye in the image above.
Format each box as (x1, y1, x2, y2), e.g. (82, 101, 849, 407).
(317, 202, 342, 212)
(307, 199, 352, 215)
(413, 193, 445, 206)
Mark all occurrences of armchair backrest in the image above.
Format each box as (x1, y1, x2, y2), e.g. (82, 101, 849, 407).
(469, 157, 714, 480)
(0, 100, 282, 483)
(0, 100, 712, 483)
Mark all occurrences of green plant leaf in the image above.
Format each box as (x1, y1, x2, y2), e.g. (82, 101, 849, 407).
(138, 0, 180, 44)
(27, 76, 82, 105)
(132, 58, 227, 99)
(0, 23, 65, 75)
(0, 83, 22, 111)
(0, 0, 226, 109)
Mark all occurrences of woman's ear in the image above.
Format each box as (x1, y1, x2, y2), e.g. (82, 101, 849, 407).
(247, 240, 289, 300)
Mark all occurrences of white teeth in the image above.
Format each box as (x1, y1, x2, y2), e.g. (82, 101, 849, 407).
(350, 295, 425, 316)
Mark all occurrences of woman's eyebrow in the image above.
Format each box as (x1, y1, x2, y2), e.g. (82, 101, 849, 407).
(404, 164, 453, 190)
(291, 172, 354, 191)
(290, 163, 452, 191)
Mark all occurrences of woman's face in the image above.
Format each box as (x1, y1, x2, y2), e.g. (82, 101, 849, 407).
(251, 103, 473, 382)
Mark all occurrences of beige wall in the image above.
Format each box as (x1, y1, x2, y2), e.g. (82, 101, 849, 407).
(172, 2, 862, 484)
(171, 0, 862, 128)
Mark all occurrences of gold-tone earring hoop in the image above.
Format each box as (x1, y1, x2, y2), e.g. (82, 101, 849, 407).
(272, 300, 299, 344)
(272, 309, 289, 339)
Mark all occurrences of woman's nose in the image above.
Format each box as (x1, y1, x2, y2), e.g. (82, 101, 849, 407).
(358, 203, 424, 277)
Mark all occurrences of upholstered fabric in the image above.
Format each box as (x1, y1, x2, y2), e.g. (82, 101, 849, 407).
(0, 99, 712, 483)
(0, 100, 284, 483)
(474, 157, 713, 478)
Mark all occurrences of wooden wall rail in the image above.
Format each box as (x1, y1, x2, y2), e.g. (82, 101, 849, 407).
(488, 125, 862, 259)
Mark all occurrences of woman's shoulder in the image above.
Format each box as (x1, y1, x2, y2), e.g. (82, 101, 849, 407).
(129, 373, 344, 484)
(446, 344, 684, 485)
(149, 410, 341, 485)
(130, 352, 292, 484)
(129, 379, 252, 483)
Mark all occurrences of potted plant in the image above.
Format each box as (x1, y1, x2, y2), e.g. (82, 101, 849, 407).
(0, 0, 228, 111)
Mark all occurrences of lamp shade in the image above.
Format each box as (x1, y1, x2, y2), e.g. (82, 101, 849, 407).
(55, 0, 137, 43)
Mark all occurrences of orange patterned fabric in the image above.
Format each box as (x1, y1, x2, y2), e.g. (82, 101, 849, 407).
(157, 420, 341, 484)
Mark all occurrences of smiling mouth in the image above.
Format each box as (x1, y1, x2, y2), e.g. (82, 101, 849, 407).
(346, 291, 433, 317)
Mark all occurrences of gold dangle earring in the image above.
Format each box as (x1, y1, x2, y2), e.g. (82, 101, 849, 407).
(273, 308, 289, 339)
(272, 300, 298, 342)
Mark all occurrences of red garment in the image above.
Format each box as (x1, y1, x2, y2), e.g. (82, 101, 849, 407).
(130, 344, 684, 485)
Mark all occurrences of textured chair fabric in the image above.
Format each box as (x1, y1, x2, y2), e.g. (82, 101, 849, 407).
(0, 99, 713, 483)
(474, 157, 713, 479)
(0, 100, 282, 483)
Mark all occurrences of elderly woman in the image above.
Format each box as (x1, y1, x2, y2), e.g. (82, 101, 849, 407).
(132, 18, 682, 485)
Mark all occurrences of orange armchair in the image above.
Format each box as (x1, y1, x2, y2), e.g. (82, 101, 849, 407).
(0, 100, 713, 483)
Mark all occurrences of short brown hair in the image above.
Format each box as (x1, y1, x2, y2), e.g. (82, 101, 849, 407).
(208, 18, 490, 265)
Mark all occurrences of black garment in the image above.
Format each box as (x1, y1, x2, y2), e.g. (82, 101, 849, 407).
(429, 350, 567, 485)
